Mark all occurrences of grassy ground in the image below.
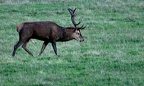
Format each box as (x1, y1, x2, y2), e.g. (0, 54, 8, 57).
(0, 0, 144, 86)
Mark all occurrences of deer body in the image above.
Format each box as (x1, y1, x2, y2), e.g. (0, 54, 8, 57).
(12, 8, 85, 57)
(19, 21, 76, 42)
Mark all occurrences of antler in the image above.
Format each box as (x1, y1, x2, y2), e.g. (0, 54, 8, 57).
(68, 8, 81, 27)
(77, 25, 86, 30)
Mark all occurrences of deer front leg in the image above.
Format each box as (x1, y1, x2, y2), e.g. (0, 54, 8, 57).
(51, 40, 57, 55)
(39, 41, 49, 56)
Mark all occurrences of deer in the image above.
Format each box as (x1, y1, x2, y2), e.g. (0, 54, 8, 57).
(12, 8, 86, 57)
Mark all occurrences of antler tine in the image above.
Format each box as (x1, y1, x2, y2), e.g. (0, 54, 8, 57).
(68, 8, 75, 17)
(77, 18, 82, 26)
(68, 8, 81, 27)
(78, 25, 86, 30)
(81, 25, 86, 29)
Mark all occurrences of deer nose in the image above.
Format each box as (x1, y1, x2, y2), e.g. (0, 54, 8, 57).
(80, 39, 84, 42)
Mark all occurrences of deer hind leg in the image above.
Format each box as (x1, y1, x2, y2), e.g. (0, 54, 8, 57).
(12, 40, 24, 57)
(38, 41, 49, 56)
(22, 40, 33, 57)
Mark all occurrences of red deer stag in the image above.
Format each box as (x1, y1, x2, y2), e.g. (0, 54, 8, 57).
(12, 8, 85, 57)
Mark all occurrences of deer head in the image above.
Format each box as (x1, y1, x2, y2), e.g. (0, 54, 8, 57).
(68, 8, 86, 42)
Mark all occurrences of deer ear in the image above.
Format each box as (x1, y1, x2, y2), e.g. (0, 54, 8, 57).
(73, 28, 77, 32)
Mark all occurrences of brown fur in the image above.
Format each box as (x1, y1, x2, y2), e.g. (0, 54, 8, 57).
(17, 23, 34, 43)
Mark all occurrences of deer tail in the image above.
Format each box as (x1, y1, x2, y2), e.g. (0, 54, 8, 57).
(16, 23, 24, 33)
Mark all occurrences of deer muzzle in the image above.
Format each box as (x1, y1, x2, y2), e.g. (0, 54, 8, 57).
(80, 38, 84, 42)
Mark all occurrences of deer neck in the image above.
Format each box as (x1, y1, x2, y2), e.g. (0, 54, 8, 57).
(59, 27, 74, 41)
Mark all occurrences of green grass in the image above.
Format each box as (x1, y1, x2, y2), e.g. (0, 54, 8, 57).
(0, 0, 144, 86)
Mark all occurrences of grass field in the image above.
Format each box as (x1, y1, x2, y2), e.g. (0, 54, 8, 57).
(0, 0, 144, 85)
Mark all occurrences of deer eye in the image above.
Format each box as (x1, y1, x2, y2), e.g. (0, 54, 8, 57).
(76, 32, 80, 35)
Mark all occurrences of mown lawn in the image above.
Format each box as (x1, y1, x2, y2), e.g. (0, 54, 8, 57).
(0, 0, 144, 86)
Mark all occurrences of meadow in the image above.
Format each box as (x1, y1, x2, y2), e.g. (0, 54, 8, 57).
(0, 0, 144, 85)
